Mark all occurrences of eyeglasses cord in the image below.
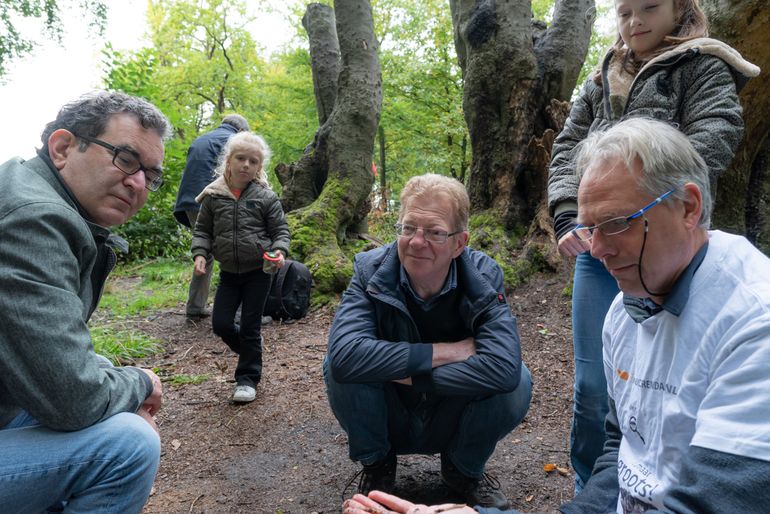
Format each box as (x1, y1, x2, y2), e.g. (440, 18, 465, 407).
(638, 218, 671, 298)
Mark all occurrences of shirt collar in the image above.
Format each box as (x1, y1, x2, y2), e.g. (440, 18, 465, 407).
(399, 258, 458, 307)
(622, 241, 709, 322)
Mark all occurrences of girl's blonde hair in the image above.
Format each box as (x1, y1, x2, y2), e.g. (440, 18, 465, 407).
(595, 0, 709, 83)
(214, 132, 272, 189)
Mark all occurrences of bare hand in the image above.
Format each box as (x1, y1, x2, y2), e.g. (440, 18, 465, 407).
(139, 368, 163, 417)
(274, 250, 286, 269)
(343, 491, 476, 514)
(557, 231, 591, 258)
(136, 406, 159, 435)
(193, 255, 208, 276)
(432, 337, 476, 368)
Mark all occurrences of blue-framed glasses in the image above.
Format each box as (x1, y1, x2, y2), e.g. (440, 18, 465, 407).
(74, 133, 164, 192)
(572, 190, 675, 242)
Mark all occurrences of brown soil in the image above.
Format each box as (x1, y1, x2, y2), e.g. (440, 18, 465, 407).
(133, 266, 575, 514)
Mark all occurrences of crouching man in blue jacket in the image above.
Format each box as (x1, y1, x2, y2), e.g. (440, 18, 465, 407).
(325, 174, 532, 509)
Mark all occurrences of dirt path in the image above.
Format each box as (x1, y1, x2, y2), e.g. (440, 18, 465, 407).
(135, 268, 575, 513)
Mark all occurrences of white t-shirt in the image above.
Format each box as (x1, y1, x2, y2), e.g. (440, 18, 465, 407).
(603, 230, 770, 513)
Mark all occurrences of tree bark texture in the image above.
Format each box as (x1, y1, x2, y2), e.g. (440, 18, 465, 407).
(286, 0, 382, 294)
(449, 0, 594, 232)
(275, 4, 341, 212)
(303, 3, 341, 126)
(702, 0, 770, 253)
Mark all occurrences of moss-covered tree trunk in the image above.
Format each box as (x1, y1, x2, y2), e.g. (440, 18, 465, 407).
(702, 1, 770, 253)
(449, 0, 594, 233)
(284, 0, 382, 295)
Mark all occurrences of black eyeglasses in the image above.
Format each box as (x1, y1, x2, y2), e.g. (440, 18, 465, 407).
(572, 190, 675, 241)
(74, 134, 164, 192)
(395, 223, 462, 244)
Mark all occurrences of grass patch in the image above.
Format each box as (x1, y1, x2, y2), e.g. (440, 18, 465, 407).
(91, 325, 162, 365)
(99, 257, 195, 316)
(164, 374, 211, 386)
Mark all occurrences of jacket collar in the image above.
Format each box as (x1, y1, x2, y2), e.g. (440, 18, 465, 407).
(366, 243, 499, 308)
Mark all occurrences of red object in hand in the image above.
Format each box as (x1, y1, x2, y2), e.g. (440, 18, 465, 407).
(263, 251, 281, 274)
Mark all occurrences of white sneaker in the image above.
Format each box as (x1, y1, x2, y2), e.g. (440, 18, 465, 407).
(232, 385, 256, 403)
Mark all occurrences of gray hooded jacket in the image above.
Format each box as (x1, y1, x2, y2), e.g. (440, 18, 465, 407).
(548, 38, 760, 223)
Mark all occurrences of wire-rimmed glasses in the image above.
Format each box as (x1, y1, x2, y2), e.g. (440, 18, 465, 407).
(572, 190, 676, 241)
(395, 223, 462, 244)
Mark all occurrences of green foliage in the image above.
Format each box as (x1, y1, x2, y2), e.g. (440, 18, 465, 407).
(90, 325, 162, 365)
(371, 0, 468, 196)
(575, 0, 615, 93)
(0, 0, 106, 78)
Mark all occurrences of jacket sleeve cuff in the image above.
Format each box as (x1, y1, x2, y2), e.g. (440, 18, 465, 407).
(554, 210, 578, 240)
(406, 343, 432, 374)
(128, 366, 154, 400)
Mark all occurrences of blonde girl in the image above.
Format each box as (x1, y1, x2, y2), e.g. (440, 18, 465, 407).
(191, 132, 290, 403)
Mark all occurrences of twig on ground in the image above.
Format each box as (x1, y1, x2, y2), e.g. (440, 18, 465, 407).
(188, 493, 204, 513)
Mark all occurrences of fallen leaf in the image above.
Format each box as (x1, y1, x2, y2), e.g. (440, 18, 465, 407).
(543, 463, 556, 472)
(171, 439, 182, 450)
(556, 466, 570, 476)
(526, 494, 534, 502)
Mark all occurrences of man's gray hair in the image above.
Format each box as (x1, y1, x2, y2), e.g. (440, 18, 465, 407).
(222, 114, 250, 132)
(574, 117, 712, 228)
(40, 91, 172, 153)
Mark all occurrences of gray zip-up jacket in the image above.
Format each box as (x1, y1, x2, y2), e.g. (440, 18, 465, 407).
(0, 155, 152, 431)
(191, 176, 290, 274)
(548, 38, 760, 224)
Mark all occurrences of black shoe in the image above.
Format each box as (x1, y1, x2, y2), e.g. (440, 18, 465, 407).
(440, 454, 510, 509)
(344, 451, 397, 499)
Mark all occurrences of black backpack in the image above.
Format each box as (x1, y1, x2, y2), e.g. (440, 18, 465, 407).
(264, 260, 313, 320)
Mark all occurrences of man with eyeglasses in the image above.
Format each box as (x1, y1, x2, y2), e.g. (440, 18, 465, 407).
(173, 113, 249, 322)
(0, 91, 171, 513)
(344, 119, 770, 514)
(330, 174, 532, 509)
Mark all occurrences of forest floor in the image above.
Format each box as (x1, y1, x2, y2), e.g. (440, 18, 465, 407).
(132, 264, 576, 514)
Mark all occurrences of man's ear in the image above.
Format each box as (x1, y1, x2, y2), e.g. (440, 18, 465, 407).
(48, 129, 77, 170)
(681, 182, 703, 230)
(452, 230, 469, 258)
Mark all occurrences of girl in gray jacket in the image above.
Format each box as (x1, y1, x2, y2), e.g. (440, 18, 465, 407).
(191, 132, 290, 403)
(547, 0, 759, 493)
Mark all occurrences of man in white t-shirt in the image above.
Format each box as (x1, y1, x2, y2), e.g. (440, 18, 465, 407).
(343, 118, 770, 514)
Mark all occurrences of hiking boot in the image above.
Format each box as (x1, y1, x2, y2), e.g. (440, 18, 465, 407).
(440, 454, 510, 509)
(345, 451, 397, 497)
(232, 385, 256, 403)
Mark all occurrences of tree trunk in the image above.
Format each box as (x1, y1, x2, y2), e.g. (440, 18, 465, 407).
(303, 3, 340, 126)
(449, 0, 595, 232)
(285, 0, 382, 294)
(701, 1, 770, 253)
(275, 3, 341, 212)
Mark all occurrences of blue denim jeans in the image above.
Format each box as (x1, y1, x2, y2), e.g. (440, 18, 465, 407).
(213, 268, 272, 387)
(324, 358, 532, 478)
(0, 410, 160, 513)
(571, 252, 619, 490)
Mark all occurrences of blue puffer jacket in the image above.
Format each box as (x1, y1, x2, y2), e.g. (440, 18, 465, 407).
(173, 122, 240, 226)
(327, 242, 523, 397)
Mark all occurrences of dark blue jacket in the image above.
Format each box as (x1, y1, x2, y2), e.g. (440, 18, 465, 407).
(327, 242, 523, 397)
(173, 123, 240, 226)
